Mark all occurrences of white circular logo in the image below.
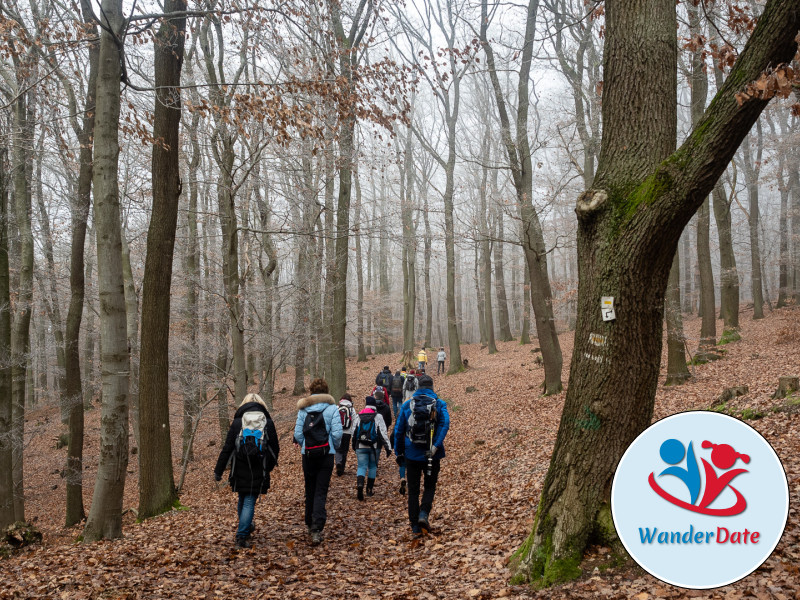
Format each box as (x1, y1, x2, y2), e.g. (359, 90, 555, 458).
(611, 411, 789, 589)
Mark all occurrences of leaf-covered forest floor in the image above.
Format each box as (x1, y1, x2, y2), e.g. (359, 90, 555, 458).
(1, 307, 799, 599)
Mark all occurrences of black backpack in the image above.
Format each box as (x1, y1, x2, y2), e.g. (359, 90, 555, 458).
(233, 411, 277, 473)
(407, 396, 436, 449)
(356, 412, 378, 447)
(391, 375, 404, 395)
(302, 410, 330, 458)
(404, 375, 417, 392)
(378, 371, 392, 388)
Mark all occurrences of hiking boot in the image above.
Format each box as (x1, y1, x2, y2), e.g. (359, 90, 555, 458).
(357, 475, 365, 501)
(310, 530, 323, 546)
(235, 537, 250, 549)
(417, 513, 430, 533)
(248, 523, 256, 535)
(366, 478, 375, 497)
(411, 524, 422, 537)
(399, 479, 406, 495)
(336, 465, 344, 477)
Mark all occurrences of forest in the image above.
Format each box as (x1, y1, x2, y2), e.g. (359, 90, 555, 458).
(0, 0, 799, 597)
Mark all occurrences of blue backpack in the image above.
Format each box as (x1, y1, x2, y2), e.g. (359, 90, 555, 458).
(356, 412, 378, 447)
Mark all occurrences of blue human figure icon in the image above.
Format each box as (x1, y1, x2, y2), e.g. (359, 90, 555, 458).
(658, 439, 701, 505)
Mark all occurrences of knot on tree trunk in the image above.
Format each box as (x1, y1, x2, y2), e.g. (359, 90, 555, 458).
(575, 190, 608, 218)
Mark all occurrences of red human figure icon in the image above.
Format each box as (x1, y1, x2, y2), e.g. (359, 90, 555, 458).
(698, 441, 750, 511)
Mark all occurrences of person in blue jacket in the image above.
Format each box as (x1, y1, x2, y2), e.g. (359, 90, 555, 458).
(294, 378, 343, 545)
(394, 373, 450, 535)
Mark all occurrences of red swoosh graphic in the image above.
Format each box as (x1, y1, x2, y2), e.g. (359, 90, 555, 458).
(648, 472, 747, 516)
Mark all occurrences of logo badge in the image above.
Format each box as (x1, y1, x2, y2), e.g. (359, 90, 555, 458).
(612, 411, 789, 589)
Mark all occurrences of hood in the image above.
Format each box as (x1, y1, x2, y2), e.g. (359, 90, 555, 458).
(297, 393, 336, 410)
(339, 399, 353, 408)
(412, 388, 439, 401)
(234, 401, 270, 420)
(359, 407, 377, 415)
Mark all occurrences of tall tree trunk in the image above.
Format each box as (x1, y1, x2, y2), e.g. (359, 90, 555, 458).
(475, 242, 487, 345)
(0, 147, 14, 528)
(355, 173, 368, 363)
(712, 180, 740, 329)
(83, 0, 130, 541)
(665, 249, 690, 385)
(422, 183, 433, 349)
(138, 1, 186, 519)
(741, 125, 765, 319)
(480, 144, 497, 354)
(520, 261, 531, 345)
(82, 229, 96, 409)
(493, 203, 514, 341)
(182, 105, 201, 462)
(292, 216, 309, 396)
(120, 235, 140, 446)
(690, 0, 715, 351)
(788, 147, 800, 302)
(481, 0, 562, 392)
(513, 0, 798, 585)
(776, 154, 790, 308)
(400, 127, 417, 366)
(255, 182, 277, 409)
(681, 232, 692, 312)
(10, 69, 35, 522)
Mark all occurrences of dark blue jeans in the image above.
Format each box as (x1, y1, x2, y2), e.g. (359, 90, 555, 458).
(236, 493, 259, 540)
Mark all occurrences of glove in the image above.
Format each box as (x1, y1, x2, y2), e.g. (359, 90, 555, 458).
(430, 445, 438, 457)
(395, 454, 405, 466)
(214, 473, 222, 482)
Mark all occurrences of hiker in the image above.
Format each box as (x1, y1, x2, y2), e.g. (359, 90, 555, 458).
(214, 393, 280, 549)
(352, 396, 392, 500)
(294, 378, 343, 545)
(437, 347, 447, 375)
(394, 374, 450, 535)
(417, 348, 427, 372)
(375, 365, 393, 389)
(373, 386, 393, 436)
(335, 393, 357, 476)
(403, 370, 418, 403)
(389, 370, 405, 420)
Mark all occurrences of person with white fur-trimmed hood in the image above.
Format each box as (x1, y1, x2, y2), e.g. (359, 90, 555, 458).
(293, 378, 342, 545)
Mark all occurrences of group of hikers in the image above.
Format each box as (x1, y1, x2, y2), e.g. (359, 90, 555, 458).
(213, 355, 450, 549)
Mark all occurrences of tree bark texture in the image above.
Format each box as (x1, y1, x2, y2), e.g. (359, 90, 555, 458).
(83, 0, 131, 541)
(514, 0, 798, 586)
(0, 148, 14, 528)
(665, 249, 690, 385)
(138, 0, 187, 519)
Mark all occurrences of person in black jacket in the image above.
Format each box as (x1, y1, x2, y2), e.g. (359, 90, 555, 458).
(375, 365, 393, 389)
(214, 393, 280, 549)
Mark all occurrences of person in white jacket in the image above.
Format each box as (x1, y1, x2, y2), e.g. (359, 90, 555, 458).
(335, 394, 357, 476)
(351, 396, 392, 500)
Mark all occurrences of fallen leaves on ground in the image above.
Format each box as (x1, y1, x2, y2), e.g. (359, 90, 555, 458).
(1, 306, 798, 599)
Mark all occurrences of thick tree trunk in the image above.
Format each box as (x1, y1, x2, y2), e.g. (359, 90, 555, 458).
(400, 128, 417, 366)
(665, 249, 690, 385)
(82, 229, 96, 409)
(520, 263, 531, 345)
(292, 217, 309, 396)
(0, 148, 14, 529)
(255, 183, 277, 409)
(138, 1, 186, 519)
(514, 0, 798, 586)
(83, 0, 130, 541)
